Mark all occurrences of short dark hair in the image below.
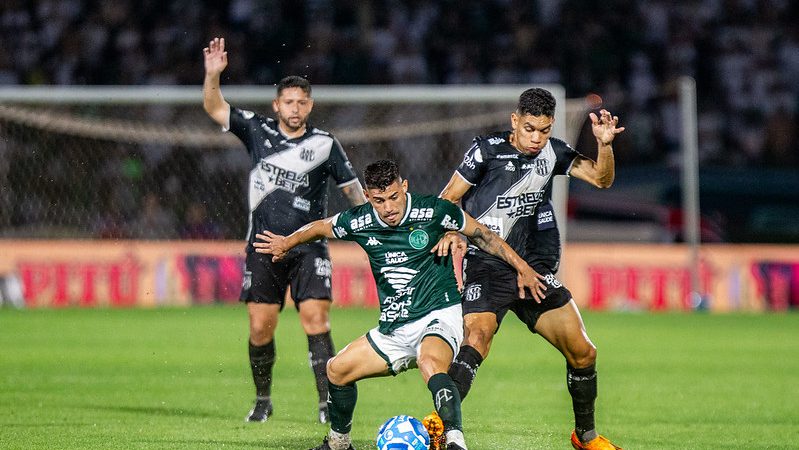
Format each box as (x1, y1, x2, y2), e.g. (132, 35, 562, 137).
(364, 159, 401, 190)
(276, 75, 312, 97)
(517, 87, 556, 117)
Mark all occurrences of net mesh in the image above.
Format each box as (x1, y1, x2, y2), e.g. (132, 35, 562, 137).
(0, 92, 586, 239)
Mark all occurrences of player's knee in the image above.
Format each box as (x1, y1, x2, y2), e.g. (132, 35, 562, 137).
(464, 326, 494, 356)
(569, 343, 597, 368)
(249, 323, 274, 344)
(326, 356, 349, 385)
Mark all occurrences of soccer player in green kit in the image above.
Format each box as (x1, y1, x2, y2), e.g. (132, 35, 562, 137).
(254, 159, 545, 450)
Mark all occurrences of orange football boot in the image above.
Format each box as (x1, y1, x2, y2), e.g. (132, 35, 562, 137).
(422, 411, 446, 450)
(570, 430, 622, 450)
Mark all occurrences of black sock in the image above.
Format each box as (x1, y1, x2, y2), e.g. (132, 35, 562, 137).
(249, 340, 275, 398)
(428, 372, 462, 432)
(308, 331, 335, 405)
(328, 381, 357, 434)
(447, 345, 483, 400)
(567, 364, 597, 440)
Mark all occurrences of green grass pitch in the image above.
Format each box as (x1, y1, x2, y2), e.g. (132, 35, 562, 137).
(1, 306, 798, 449)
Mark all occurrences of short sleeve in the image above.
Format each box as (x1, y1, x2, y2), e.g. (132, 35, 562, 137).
(455, 139, 487, 185)
(552, 139, 583, 176)
(328, 137, 359, 186)
(435, 198, 467, 233)
(227, 107, 259, 153)
(330, 212, 354, 240)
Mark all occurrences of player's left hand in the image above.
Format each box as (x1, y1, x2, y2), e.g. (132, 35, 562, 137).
(590, 109, 625, 146)
(254, 231, 289, 261)
(517, 266, 546, 302)
(430, 231, 467, 257)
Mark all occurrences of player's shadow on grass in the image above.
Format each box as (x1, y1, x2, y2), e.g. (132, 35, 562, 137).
(78, 403, 227, 419)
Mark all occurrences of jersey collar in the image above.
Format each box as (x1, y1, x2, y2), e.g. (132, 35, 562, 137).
(372, 193, 412, 228)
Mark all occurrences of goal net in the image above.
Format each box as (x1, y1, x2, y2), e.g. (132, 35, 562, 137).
(0, 85, 583, 240)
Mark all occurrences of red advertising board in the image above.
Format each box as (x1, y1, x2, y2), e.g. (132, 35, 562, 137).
(0, 240, 797, 311)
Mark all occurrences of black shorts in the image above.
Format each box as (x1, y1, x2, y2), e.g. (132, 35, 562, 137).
(461, 254, 571, 333)
(240, 243, 332, 310)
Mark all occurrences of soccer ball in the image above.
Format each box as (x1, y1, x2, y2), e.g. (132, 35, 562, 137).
(376, 415, 430, 450)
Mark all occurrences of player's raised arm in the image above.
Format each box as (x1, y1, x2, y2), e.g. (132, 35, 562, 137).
(254, 218, 336, 261)
(202, 37, 231, 128)
(568, 108, 624, 189)
(460, 213, 546, 301)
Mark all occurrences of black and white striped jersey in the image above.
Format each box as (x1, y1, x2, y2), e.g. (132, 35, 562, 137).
(228, 106, 359, 253)
(455, 131, 581, 267)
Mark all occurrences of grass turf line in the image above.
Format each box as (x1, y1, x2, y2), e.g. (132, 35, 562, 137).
(1, 306, 797, 449)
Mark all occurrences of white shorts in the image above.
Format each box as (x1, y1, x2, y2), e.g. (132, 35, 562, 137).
(366, 304, 464, 375)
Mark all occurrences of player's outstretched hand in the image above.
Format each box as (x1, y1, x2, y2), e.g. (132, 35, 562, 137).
(203, 37, 228, 76)
(254, 231, 288, 261)
(517, 266, 546, 302)
(430, 231, 466, 258)
(590, 109, 625, 146)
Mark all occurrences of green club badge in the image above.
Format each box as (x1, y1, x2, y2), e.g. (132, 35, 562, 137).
(408, 229, 429, 249)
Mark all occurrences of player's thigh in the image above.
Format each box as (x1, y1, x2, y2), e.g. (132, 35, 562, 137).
(290, 244, 333, 305)
(247, 302, 281, 344)
(534, 300, 596, 367)
(327, 335, 391, 385)
(240, 252, 290, 306)
(297, 299, 332, 334)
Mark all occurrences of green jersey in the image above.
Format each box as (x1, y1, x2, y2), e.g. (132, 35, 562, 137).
(331, 193, 466, 334)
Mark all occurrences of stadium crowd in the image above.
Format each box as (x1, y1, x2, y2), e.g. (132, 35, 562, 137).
(1, 0, 798, 241)
(2, 0, 797, 167)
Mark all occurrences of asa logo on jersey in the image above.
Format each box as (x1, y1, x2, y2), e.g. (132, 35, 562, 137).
(350, 214, 373, 230)
(410, 208, 434, 220)
(440, 214, 460, 230)
(260, 161, 309, 193)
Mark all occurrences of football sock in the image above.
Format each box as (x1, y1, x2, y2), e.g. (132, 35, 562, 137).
(447, 345, 483, 400)
(249, 340, 275, 398)
(428, 372, 463, 431)
(308, 331, 335, 404)
(567, 364, 597, 441)
(328, 381, 357, 434)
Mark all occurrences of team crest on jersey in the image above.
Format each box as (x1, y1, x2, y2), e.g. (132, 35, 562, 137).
(408, 229, 429, 249)
(299, 147, 315, 161)
(534, 159, 550, 176)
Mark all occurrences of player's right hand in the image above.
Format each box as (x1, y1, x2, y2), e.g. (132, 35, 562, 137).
(254, 231, 288, 261)
(430, 231, 466, 257)
(517, 266, 546, 303)
(203, 37, 228, 75)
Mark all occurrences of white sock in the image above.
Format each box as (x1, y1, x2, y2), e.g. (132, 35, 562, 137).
(445, 429, 467, 449)
(328, 430, 351, 450)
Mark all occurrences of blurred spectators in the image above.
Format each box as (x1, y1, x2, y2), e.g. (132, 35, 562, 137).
(1, 0, 796, 168)
(179, 201, 224, 240)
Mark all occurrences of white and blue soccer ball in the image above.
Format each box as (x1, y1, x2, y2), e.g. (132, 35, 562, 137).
(375, 415, 430, 450)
